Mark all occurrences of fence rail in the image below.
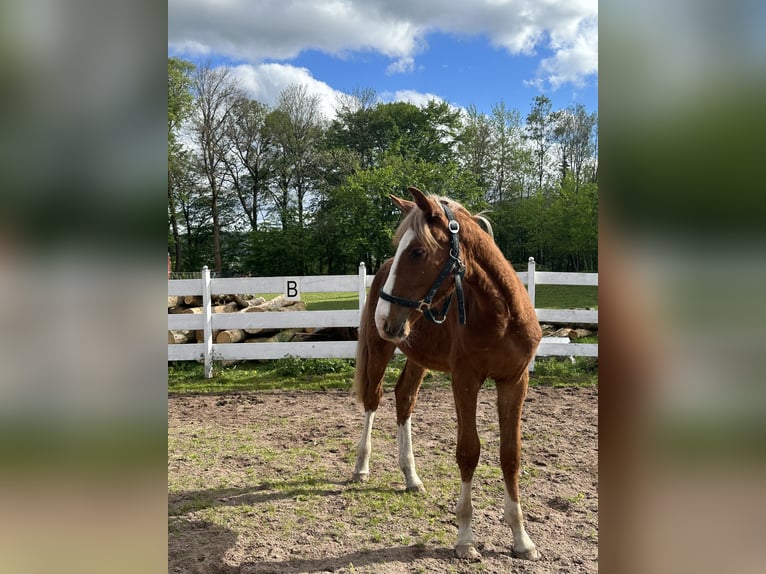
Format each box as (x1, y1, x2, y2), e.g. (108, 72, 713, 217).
(168, 258, 597, 377)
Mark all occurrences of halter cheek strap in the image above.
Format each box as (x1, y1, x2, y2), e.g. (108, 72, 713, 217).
(379, 203, 467, 326)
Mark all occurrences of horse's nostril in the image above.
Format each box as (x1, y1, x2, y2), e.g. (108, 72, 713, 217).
(383, 320, 401, 340)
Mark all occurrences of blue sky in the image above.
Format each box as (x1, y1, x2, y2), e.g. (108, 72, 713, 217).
(168, 0, 597, 119)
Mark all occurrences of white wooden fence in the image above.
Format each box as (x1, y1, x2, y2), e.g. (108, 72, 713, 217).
(168, 258, 597, 377)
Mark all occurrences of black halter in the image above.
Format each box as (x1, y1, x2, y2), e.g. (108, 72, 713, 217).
(379, 203, 467, 325)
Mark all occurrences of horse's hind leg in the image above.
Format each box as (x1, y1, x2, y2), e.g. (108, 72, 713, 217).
(394, 359, 428, 492)
(351, 337, 395, 483)
(496, 370, 540, 560)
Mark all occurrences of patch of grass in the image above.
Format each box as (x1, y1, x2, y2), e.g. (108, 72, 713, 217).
(168, 359, 355, 394)
(531, 356, 598, 387)
(273, 356, 355, 377)
(169, 353, 597, 395)
(567, 492, 586, 506)
(534, 284, 597, 309)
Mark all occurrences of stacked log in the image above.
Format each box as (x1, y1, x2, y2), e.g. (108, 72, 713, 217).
(167, 293, 317, 346)
(540, 324, 596, 340)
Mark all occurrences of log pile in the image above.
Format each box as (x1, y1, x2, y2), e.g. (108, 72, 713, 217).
(540, 324, 596, 340)
(168, 294, 358, 346)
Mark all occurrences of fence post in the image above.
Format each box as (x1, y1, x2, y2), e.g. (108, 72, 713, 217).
(201, 266, 213, 378)
(528, 257, 537, 372)
(358, 262, 367, 321)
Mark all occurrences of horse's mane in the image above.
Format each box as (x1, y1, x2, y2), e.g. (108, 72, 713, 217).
(393, 196, 494, 251)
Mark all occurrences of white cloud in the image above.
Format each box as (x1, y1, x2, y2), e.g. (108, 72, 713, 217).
(527, 14, 598, 90)
(386, 56, 415, 75)
(230, 63, 346, 121)
(169, 0, 597, 89)
(168, 0, 420, 61)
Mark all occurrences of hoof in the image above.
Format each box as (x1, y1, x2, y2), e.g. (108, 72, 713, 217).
(350, 472, 369, 483)
(405, 482, 426, 494)
(455, 544, 482, 561)
(512, 546, 541, 561)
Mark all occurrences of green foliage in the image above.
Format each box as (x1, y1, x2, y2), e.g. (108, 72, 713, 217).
(168, 77, 598, 275)
(531, 357, 598, 388)
(535, 285, 598, 309)
(273, 356, 355, 377)
(168, 360, 355, 394)
(167, 57, 195, 141)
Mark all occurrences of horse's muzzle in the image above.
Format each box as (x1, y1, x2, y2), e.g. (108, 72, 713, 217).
(381, 318, 409, 341)
(375, 299, 411, 342)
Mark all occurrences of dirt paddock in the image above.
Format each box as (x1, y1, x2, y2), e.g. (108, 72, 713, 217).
(169, 384, 598, 573)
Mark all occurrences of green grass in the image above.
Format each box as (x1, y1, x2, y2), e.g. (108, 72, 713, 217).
(534, 284, 597, 309)
(531, 356, 598, 387)
(169, 354, 597, 394)
(168, 358, 357, 394)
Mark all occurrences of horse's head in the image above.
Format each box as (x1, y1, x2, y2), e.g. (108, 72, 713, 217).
(374, 186, 464, 342)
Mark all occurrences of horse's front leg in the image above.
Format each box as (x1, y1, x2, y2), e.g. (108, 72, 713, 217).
(352, 410, 375, 482)
(497, 371, 540, 560)
(351, 334, 394, 483)
(451, 374, 483, 560)
(395, 359, 427, 492)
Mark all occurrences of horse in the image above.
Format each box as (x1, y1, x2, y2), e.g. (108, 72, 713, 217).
(351, 186, 542, 561)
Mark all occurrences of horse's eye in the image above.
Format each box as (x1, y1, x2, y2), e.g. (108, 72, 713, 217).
(410, 247, 426, 259)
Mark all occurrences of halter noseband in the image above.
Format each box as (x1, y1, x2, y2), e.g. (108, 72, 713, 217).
(379, 203, 467, 325)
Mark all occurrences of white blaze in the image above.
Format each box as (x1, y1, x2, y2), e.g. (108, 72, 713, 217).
(374, 228, 415, 336)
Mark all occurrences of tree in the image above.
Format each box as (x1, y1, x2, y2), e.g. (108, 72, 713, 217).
(456, 105, 493, 190)
(168, 57, 195, 141)
(190, 63, 242, 273)
(488, 101, 533, 201)
(525, 95, 555, 191)
(327, 99, 461, 170)
(325, 87, 379, 169)
(551, 104, 598, 188)
(168, 57, 195, 272)
(222, 96, 273, 231)
(266, 84, 325, 232)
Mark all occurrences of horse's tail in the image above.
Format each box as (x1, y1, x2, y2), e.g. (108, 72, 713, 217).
(352, 261, 395, 409)
(352, 298, 372, 404)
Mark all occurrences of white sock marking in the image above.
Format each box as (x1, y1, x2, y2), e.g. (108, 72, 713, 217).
(456, 480, 475, 548)
(397, 417, 423, 490)
(504, 488, 536, 555)
(354, 411, 375, 477)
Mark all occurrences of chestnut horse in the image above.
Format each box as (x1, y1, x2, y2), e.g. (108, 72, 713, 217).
(352, 186, 542, 561)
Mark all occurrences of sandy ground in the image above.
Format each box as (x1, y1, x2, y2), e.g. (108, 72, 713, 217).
(169, 384, 597, 573)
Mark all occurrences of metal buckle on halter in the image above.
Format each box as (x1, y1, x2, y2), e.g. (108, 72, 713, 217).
(448, 220, 460, 234)
(417, 300, 432, 313)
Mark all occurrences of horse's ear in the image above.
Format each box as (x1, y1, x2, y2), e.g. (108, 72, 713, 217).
(389, 194, 415, 213)
(407, 186, 441, 221)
